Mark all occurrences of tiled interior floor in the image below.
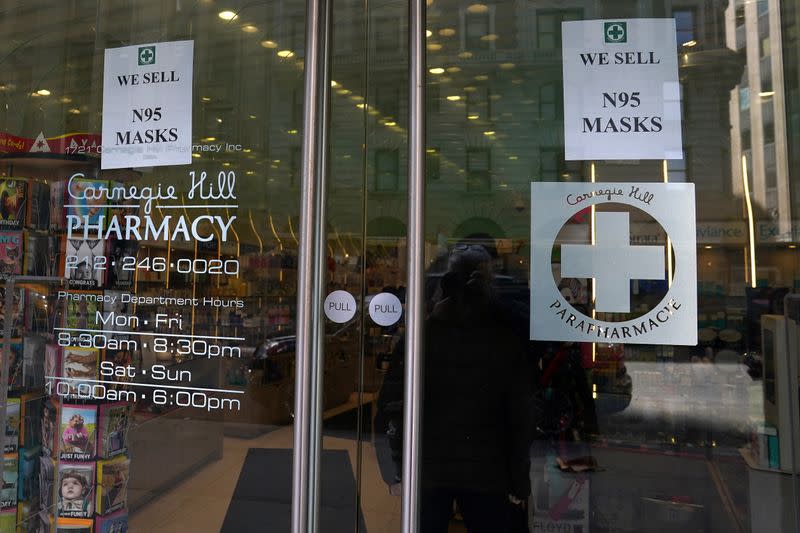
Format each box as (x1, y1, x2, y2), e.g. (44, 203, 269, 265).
(129, 426, 401, 533)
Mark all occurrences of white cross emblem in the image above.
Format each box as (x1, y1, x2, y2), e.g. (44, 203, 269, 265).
(561, 211, 665, 313)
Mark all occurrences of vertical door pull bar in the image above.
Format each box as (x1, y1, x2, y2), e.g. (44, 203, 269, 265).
(402, 0, 426, 529)
(291, 0, 332, 528)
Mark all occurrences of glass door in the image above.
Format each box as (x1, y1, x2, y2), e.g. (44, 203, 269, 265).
(0, 0, 387, 531)
(388, 0, 800, 532)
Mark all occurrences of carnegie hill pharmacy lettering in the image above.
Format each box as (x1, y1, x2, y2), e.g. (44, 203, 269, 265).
(102, 40, 194, 169)
(562, 19, 683, 160)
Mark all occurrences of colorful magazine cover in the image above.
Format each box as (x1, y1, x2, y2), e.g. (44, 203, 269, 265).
(0, 231, 22, 280)
(1, 454, 18, 511)
(97, 404, 131, 459)
(18, 446, 40, 502)
(65, 239, 105, 289)
(4, 398, 19, 453)
(49, 179, 66, 231)
(0, 179, 26, 230)
(57, 462, 95, 519)
(60, 349, 99, 398)
(58, 405, 96, 461)
(64, 292, 103, 331)
(105, 241, 137, 290)
(96, 456, 129, 515)
(26, 179, 49, 230)
(95, 509, 127, 533)
(65, 178, 107, 231)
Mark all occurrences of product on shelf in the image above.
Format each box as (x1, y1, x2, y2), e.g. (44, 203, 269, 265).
(58, 405, 97, 462)
(95, 456, 128, 516)
(0, 179, 26, 230)
(57, 462, 95, 519)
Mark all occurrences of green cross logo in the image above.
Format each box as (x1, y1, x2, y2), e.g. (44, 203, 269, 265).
(138, 46, 156, 66)
(604, 22, 627, 44)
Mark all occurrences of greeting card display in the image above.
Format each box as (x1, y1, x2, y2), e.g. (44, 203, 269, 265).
(59, 405, 96, 462)
(55, 517, 94, 532)
(39, 455, 55, 512)
(4, 398, 19, 453)
(49, 180, 66, 231)
(95, 509, 126, 533)
(20, 392, 44, 449)
(0, 179, 26, 230)
(60, 349, 99, 398)
(65, 240, 105, 289)
(27, 180, 50, 231)
(24, 231, 49, 276)
(65, 179, 107, 231)
(96, 405, 130, 460)
(48, 234, 65, 277)
(22, 335, 45, 390)
(95, 457, 128, 515)
(105, 241, 137, 290)
(18, 446, 40, 503)
(0, 231, 23, 280)
(57, 462, 95, 519)
(40, 401, 59, 458)
(0, 287, 22, 336)
(1, 454, 19, 511)
(8, 341, 23, 390)
(65, 293, 103, 331)
(101, 351, 133, 390)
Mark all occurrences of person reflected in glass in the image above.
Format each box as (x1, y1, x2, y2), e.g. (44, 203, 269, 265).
(377, 243, 532, 532)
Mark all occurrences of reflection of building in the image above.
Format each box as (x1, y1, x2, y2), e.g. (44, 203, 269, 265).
(727, 0, 793, 237)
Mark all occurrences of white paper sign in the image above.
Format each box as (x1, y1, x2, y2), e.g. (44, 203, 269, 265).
(102, 40, 194, 169)
(562, 19, 682, 161)
(530, 182, 697, 345)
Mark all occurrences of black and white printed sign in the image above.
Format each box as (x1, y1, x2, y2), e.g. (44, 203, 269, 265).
(562, 19, 682, 161)
(530, 182, 697, 345)
(102, 40, 194, 169)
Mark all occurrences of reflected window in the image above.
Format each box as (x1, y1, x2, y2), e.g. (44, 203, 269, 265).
(539, 148, 565, 181)
(673, 9, 696, 46)
(374, 16, 402, 53)
(427, 148, 441, 181)
(539, 82, 561, 120)
(466, 148, 491, 191)
(466, 85, 491, 121)
(462, 7, 493, 51)
(667, 149, 689, 182)
(290, 146, 301, 187)
(375, 149, 399, 191)
(536, 9, 581, 49)
(376, 84, 400, 122)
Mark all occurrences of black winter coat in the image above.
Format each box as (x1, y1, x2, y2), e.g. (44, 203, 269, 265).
(376, 298, 533, 499)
